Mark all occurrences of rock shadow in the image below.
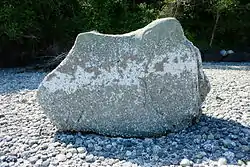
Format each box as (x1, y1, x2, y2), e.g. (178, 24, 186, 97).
(0, 68, 46, 94)
(54, 114, 250, 166)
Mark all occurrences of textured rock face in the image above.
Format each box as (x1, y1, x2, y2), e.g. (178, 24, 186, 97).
(37, 18, 210, 137)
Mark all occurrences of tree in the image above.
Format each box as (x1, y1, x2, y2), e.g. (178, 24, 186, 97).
(209, 0, 237, 47)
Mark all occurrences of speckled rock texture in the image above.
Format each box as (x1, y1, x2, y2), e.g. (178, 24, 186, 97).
(37, 18, 210, 137)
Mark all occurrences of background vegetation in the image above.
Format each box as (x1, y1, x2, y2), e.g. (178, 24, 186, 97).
(1, 0, 250, 67)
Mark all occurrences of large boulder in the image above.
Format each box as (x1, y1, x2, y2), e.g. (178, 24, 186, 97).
(37, 18, 210, 137)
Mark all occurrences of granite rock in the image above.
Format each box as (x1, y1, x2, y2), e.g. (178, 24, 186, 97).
(37, 18, 210, 137)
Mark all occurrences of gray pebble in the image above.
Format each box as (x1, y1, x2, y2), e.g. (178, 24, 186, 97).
(47, 152, 57, 158)
(152, 145, 161, 154)
(61, 143, 66, 147)
(1, 162, 9, 167)
(193, 138, 200, 144)
(238, 160, 246, 166)
(207, 134, 215, 140)
(77, 147, 87, 153)
(67, 148, 78, 154)
(241, 145, 250, 152)
(29, 140, 38, 145)
(51, 142, 61, 147)
(87, 143, 94, 149)
(222, 139, 236, 148)
(223, 151, 235, 160)
(51, 159, 59, 166)
(121, 161, 133, 167)
(180, 158, 193, 166)
(66, 143, 74, 149)
(78, 153, 87, 159)
(94, 145, 102, 151)
(66, 135, 75, 141)
(105, 144, 112, 149)
(85, 154, 95, 163)
(42, 159, 50, 167)
(203, 143, 214, 152)
(56, 154, 66, 162)
(35, 159, 43, 166)
(239, 138, 248, 145)
(125, 150, 132, 157)
(217, 157, 227, 165)
(195, 152, 207, 159)
(28, 156, 38, 164)
(75, 137, 83, 146)
(40, 155, 48, 161)
(66, 152, 73, 159)
(40, 143, 48, 150)
(98, 156, 105, 161)
(8, 162, 15, 166)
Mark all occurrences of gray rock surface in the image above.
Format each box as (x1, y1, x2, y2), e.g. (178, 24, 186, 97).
(37, 18, 210, 137)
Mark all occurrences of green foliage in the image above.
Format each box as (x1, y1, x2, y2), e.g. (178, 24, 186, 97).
(0, 0, 250, 66)
(214, 0, 237, 12)
(0, 0, 158, 65)
(159, 0, 250, 49)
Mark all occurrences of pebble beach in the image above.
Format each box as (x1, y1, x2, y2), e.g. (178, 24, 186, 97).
(0, 63, 249, 167)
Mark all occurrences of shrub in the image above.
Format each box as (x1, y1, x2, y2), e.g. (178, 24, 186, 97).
(1, 0, 250, 67)
(158, 0, 250, 50)
(0, 0, 158, 67)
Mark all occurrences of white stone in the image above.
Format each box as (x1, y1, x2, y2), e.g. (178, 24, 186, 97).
(227, 50, 234, 54)
(223, 151, 235, 159)
(180, 158, 193, 166)
(220, 50, 227, 56)
(66, 152, 73, 159)
(77, 147, 87, 153)
(218, 157, 227, 166)
(56, 154, 66, 162)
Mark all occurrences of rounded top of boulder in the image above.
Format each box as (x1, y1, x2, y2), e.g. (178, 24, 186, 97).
(75, 17, 184, 42)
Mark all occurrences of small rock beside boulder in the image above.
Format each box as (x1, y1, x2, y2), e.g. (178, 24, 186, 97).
(202, 49, 250, 62)
(37, 18, 210, 137)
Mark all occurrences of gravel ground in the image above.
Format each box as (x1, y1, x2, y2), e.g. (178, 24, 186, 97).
(0, 63, 249, 167)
